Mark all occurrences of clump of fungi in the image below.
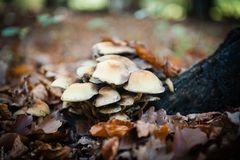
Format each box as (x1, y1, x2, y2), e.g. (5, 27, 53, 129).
(51, 40, 177, 121)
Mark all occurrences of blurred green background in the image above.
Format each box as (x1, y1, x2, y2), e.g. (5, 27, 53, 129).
(1, 0, 240, 20)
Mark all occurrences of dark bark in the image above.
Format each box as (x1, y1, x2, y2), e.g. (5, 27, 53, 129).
(153, 28, 240, 115)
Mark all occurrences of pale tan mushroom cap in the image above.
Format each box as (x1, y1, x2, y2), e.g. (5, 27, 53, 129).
(92, 59, 130, 85)
(118, 95, 135, 106)
(95, 86, 121, 107)
(124, 70, 165, 94)
(50, 77, 73, 89)
(61, 83, 98, 102)
(96, 55, 139, 73)
(76, 66, 95, 79)
(99, 106, 122, 114)
(110, 113, 130, 121)
(92, 42, 135, 56)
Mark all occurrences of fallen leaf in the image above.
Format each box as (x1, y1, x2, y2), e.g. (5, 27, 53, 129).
(101, 137, 119, 160)
(35, 115, 62, 134)
(132, 43, 163, 69)
(90, 119, 134, 138)
(0, 103, 11, 120)
(173, 127, 208, 158)
(153, 124, 170, 142)
(27, 99, 50, 117)
(136, 120, 156, 138)
(31, 83, 48, 101)
(32, 141, 71, 160)
(133, 136, 173, 160)
(10, 135, 28, 158)
(11, 64, 34, 75)
(13, 114, 33, 135)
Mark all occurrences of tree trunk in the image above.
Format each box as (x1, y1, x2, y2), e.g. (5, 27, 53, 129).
(153, 28, 240, 115)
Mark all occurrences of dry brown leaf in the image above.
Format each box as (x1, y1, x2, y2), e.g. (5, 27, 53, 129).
(0, 103, 11, 120)
(153, 124, 170, 142)
(132, 43, 163, 69)
(27, 99, 50, 117)
(173, 127, 208, 158)
(133, 136, 173, 160)
(10, 135, 28, 158)
(32, 141, 71, 160)
(31, 83, 48, 101)
(35, 115, 62, 134)
(136, 120, 156, 138)
(90, 119, 134, 138)
(101, 137, 119, 160)
(13, 114, 33, 135)
(11, 64, 34, 75)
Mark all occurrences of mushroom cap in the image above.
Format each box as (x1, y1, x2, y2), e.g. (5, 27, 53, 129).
(61, 83, 98, 102)
(50, 77, 73, 89)
(92, 42, 135, 57)
(92, 59, 130, 85)
(117, 95, 135, 106)
(76, 66, 95, 79)
(26, 99, 50, 117)
(99, 105, 122, 114)
(96, 55, 139, 73)
(110, 113, 130, 121)
(94, 86, 121, 107)
(124, 70, 165, 94)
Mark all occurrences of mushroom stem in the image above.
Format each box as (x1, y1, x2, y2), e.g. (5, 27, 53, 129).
(134, 93, 143, 102)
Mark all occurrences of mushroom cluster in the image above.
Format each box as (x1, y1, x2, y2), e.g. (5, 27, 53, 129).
(51, 41, 166, 120)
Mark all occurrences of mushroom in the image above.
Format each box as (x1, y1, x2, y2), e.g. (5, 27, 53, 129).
(76, 66, 95, 79)
(96, 55, 139, 73)
(50, 77, 73, 89)
(26, 99, 50, 117)
(92, 59, 130, 85)
(92, 42, 135, 57)
(110, 113, 130, 121)
(61, 83, 98, 102)
(117, 95, 135, 106)
(124, 70, 165, 94)
(99, 105, 122, 114)
(94, 86, 121, 107)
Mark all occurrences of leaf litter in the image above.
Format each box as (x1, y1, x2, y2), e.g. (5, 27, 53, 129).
(0, 38, 239, 160)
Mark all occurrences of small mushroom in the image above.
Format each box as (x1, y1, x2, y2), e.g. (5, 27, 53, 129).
(139, 95, 160, 102)
(51, 77, 73, 89)
(92, 42, 135, 57)
(76, 66, 95, 79)
(124, 70, 165, 94)
(110, 113, 130, 121)
(117, 95, 135, 106)
(94, 86, 121, 107)
(92, 59, 130, 85)
(99, 105, 122, 114)
(26, 99, 50, 117)
(96, 55, 139, 73)
(61, 83, 98, 102)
